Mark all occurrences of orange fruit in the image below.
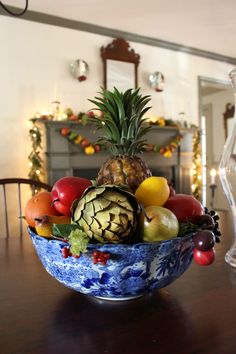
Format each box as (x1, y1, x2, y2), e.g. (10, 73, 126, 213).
(25, 191, 61, 228)
(135, 176, 170, 207)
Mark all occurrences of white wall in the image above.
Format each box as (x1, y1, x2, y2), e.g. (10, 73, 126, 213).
(0, 16, 235, 236)
(0, 16, 233, 182)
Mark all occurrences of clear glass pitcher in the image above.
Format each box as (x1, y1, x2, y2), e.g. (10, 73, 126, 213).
(219, 68, 236, 267)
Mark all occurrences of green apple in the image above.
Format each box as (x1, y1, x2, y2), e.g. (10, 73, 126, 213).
(140, 205, 179, 242)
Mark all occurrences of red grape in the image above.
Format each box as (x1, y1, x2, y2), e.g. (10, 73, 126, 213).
(193, 230, 215, 251)
(193, 248, 215, 266)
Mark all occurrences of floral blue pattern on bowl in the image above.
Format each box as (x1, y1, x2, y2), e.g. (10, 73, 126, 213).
(28, 228, 194, 300)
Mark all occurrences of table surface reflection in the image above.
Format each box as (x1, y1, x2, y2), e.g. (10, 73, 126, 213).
(1, 212, 236, 354)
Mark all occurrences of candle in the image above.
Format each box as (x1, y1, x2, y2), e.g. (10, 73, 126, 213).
(210, 169, 217, 185)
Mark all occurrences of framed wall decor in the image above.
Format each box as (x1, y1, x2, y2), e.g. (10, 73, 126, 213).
(101, 38, 140, 90)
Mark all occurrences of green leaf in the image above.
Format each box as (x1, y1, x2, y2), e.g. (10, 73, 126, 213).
(52, 223, 79, 239)
(178, 222, 199, 237)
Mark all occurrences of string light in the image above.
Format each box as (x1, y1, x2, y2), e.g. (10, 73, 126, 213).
(191, 130, 202, 200)
(28, 118, 44, 190)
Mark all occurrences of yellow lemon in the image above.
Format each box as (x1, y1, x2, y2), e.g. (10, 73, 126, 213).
(135, 176, 170, 207)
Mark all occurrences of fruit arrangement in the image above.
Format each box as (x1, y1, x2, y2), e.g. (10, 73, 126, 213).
(25, 174, 220, 266)
(25, 88, 221, 270)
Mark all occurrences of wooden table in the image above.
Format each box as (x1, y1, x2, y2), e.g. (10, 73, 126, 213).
(1, 212, 236, 354)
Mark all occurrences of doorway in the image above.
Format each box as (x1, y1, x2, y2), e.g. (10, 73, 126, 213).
(198, 76, 233, 210)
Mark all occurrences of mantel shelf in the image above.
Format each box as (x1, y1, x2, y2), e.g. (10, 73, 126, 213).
(35, 118, 196, 194)
(34, 118, 198, 134)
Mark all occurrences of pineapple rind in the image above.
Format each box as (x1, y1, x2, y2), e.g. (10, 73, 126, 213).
(97, 155, 152, 193)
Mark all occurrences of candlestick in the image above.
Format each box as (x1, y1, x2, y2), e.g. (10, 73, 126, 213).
(209, 183, 217, 209)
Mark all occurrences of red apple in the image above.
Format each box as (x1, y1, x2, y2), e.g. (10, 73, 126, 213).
(86, 111, 95, 118)
(51, 176, 92, 216)
(81, 139, 90, 147)
(60, 127, 70, 136)
(164, 194, 204, 222)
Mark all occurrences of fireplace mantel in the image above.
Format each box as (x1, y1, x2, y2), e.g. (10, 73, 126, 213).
(36, 119, 197, 194)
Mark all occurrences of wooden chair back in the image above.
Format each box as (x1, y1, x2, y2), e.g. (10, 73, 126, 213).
(0, 178, 51, 238)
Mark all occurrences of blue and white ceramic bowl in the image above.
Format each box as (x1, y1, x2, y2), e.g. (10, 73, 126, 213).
(28, 228, 194, 300)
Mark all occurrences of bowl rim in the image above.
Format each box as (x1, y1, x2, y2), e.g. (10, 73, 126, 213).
(28, 226, 194, 248)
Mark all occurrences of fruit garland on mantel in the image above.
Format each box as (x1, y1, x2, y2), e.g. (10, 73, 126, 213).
(28, 110, 200, 196)
(59, 126, 183, 157)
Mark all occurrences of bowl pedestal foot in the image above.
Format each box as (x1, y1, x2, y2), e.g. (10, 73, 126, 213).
(93, 294, 143, 301)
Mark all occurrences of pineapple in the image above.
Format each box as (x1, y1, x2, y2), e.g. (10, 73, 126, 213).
(89, 87, 152, 193)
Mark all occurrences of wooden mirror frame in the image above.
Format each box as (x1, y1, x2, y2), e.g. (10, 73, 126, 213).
(224, 103, 235, 139)
(101, 38, 140, 89)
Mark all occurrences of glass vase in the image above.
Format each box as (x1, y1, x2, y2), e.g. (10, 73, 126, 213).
(219, 67, 236, 267)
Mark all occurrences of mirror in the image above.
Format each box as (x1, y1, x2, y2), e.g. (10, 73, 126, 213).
(101, 38, 140, 90)
(223, 103, 235, 139)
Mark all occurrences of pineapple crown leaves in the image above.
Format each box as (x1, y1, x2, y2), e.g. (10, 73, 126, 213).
(88, 87, 152, 155)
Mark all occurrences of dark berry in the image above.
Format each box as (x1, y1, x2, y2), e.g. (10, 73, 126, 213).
(193, 230, 215, 251)
(196, 214, 215, 229)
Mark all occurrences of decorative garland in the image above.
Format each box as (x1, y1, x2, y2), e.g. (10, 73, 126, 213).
(28, 118, 44, 183)
(144, 134, 182, 157)
(59, 127, 183, 157)
(148, 116, 197, 129)
(28, 109, 198, 184)
(27, 110, 95, 184)
(191, 130, 202, 200)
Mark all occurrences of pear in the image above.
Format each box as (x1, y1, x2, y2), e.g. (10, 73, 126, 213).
(140, 206, 179, 242)
(35, 215, 71, 237)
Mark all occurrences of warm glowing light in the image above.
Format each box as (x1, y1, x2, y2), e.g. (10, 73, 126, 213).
(210, 169, 217, 177)
(210, 168, 217, 184)
(36, 170, 40, 175)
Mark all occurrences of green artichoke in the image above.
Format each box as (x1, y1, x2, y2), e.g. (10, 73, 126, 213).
(71, 185, 140, 243)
